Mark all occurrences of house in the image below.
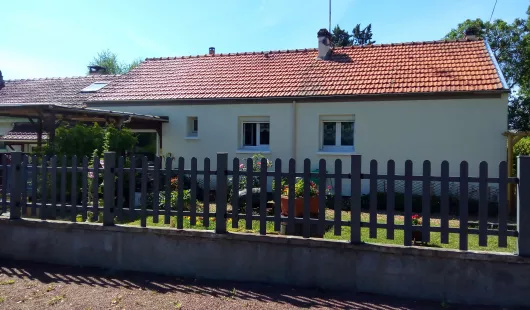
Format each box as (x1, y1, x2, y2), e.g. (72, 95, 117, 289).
(0, 68, 166, 160)
(85, 29, 509, 193)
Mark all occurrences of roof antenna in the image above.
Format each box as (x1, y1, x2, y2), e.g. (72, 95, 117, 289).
(328, 0, 331, 32)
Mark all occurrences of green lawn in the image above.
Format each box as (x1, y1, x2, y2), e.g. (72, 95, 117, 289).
(119, 211, 516, 253)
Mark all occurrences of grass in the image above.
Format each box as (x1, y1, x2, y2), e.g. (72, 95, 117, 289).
(120, 208, 516, 253)
(48, 294, 65, 306)
(0, 280, 14, 285)
(29, 203, 517, 253)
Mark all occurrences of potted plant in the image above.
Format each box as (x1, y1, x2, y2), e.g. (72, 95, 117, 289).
(280, 178, 320, 217)
(412, 214, 422, 243)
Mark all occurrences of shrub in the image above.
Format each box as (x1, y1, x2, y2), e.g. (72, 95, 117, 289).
(514, 137, 530, 174)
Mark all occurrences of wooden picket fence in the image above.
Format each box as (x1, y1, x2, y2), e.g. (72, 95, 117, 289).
(0, 152, 525, 252)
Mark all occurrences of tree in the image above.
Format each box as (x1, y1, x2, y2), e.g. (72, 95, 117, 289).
(88, 49, 142, 75)
(445, 7, 530, 131)
(352, 24, 375, 46)
(331, 25, 352, 47)
(331, 23, 375, 47)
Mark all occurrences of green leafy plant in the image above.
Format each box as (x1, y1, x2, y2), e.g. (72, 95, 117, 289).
(281, 178, 319, 198)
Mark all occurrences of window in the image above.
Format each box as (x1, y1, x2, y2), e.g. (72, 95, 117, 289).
(239, 120, 270, 152)
(186, 117, 198, 138)
(80, 82, 109, 93)
(320, 115, 354, 152)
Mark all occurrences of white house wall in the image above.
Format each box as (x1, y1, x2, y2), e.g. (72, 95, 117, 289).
(94, 94, 507, 194)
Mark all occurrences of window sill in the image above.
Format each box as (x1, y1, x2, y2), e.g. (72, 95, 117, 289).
(316, 151, 356, 156)
(236, 149, 271, 154)
(184, 136, 199, 140)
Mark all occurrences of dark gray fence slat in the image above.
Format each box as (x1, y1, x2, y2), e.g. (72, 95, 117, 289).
(50, 156, 57, 219)
(404, 160, 413, 246)
(177, 157, 185, 229)
(303, 158, 311, 238)
(459, 161, 469, 251)
(479, 161, 488, 247)
(31, 155, 38, 216)
(440, 161, 449, 244)
(215, 153, 228, 233)
(152, 156, 161, 224)
(350, 155, 362, 244)
(318, 159, 326, 236)
(260, 158, 268, 235)
(91, 156, 99, 222)
(334, 159, 342, 236)
(422, 160, 431, 243)
(9, 152, 22, 220)
(103, 153, 116, 226)
(70, 155, 77, 222)
(287, 159, 296, 234)
(203, 158, 210, 227)
(245, 158, 253, 230)
(1, 154, 7, 213)
(232, 158, 240, 229)
(498, 161, 508, 247)
(128, 156, 136, 219)
(40, 156, 48, 220)
(60, 155, 67, 218)
(369, 160, 377, 238)
(140, 156, 148, 227)
(190, 157, 197, 226)
(21, 155, 28, 215)
(117, 156, 124, 221)
(386, 160, 395, 240)
(164, 157, 172, 225)
(273, 158, 282, 231)
(81, 156, 88, 221)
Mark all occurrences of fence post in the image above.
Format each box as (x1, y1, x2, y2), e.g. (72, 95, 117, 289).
(517, 156, 530, 256)
(9, 152, 23, 220)
(215, 153, 228, 233)
(103, 152, 116, 226)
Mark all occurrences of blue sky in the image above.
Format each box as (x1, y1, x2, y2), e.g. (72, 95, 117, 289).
(0, 0, 527, 79)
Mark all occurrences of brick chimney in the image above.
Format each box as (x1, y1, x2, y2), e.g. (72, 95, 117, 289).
(464, 26, 480, 40)
(317, 29, 332, 60)
(88, 65, 107, 75)
(0, 70, 4, 90)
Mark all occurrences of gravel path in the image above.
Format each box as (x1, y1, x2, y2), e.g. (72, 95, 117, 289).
(0, 259, 503, 310)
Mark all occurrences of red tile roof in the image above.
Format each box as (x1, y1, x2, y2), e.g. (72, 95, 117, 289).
(88, 39, 506, 102)
(0, 123, 48, 142)
(0, 75, 119, 107)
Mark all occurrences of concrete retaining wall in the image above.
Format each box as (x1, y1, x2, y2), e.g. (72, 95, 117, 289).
(0, 218, 529, 307)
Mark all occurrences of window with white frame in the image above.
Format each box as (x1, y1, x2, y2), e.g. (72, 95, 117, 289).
(240, 117, 270, 151)
(320, 115, 354, 152)
(186, 116, 198, 137)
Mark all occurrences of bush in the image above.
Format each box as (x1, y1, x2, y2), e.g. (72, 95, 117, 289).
(514, 137, 530, 174)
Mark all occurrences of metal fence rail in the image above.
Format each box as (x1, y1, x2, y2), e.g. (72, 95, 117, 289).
(1, 152, 528, 254)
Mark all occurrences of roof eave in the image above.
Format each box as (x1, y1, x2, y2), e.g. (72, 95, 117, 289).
(86, 89, 509, 105)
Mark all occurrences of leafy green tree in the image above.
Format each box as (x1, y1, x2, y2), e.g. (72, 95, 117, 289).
(331, 24, 375, 47)
(88, 49, 142, 75)
(331, 25, 352, 47)
(352, 24, 375, 45)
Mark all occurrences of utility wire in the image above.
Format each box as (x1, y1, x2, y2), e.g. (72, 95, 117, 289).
(489, 0, 498, 23)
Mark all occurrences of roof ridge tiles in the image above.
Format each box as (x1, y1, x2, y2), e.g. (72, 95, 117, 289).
(144, 39, 482, 61)
(5, 74, 121, 82)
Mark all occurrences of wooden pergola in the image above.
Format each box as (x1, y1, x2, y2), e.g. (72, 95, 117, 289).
(503, 130, 530, 213)
(0, 104, 168, 152)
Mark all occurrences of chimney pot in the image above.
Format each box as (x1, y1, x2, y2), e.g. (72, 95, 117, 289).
(317, 28, 332, 60)
(464, 26, 480, 40)
(0, 70, 4, 90)
(209, 47, 215, 55)
(88, 65, 107, 75)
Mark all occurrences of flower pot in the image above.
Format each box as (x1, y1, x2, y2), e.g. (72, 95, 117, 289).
(280, 196, 319, 217)
(412, 230, 422, 243)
